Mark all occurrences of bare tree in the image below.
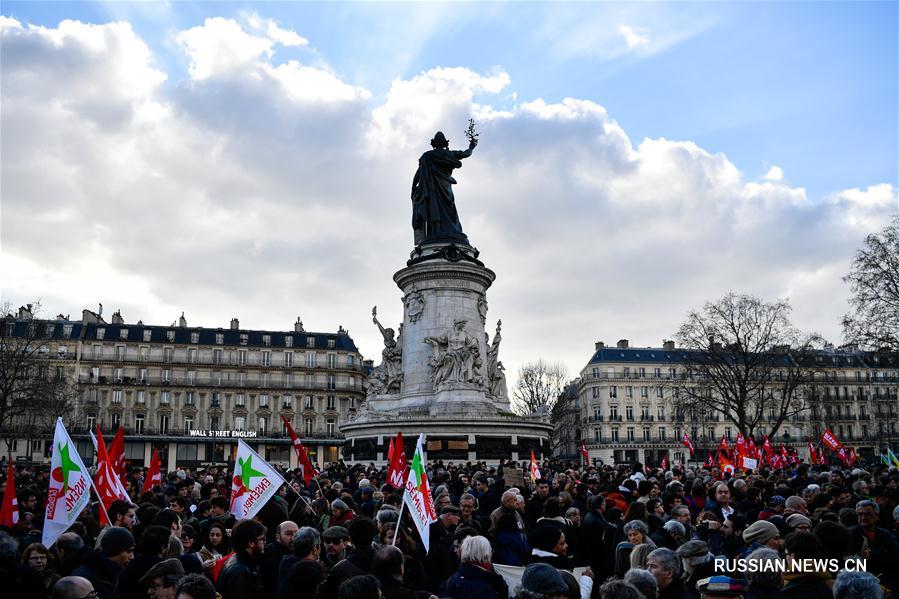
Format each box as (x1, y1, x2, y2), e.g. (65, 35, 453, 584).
(0, 302, 78, 455)
(549, 382, 580, 457)
(511, 359, 570, 416)
(842, 216, 899, 351)
(670, 293, 823, 441)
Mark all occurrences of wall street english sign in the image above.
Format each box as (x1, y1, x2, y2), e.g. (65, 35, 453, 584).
(188, 430, 258, 438)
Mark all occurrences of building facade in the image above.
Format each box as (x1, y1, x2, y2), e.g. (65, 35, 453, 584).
(571, 339, 899, 466)
(3, 306, 366, 471)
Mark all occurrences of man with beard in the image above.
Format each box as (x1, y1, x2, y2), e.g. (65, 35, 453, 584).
(217, 519, 267, 599)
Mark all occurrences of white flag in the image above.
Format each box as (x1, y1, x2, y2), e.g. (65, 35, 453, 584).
(43, 418, 92, 547)
(402, 434, 437, 553)
(229, 439, 286, 520)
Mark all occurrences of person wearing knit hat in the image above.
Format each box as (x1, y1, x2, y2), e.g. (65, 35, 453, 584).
(520, 563, 568, 596)
(742, 519, 782, 553)
(72, 527, 134, 599)
(527, 525, 571, 570)
(100, 526, 135, 559)
(786, 513, 812, 532)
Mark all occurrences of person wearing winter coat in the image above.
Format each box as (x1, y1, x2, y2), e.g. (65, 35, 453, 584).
(441, 536, 508, 599)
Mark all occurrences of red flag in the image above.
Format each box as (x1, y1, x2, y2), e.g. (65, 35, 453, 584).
(94, 427, 123, 525)
(718, 436, 730, 457)
(141, 449, 161, 495)
(808, 442, 818, 464)
(780, 445, 790, 468)
(388, 437, 395, 462)
(835, 446, 850, 466)
(705, 451, 714, 468)
(530, 450, 542, 483)
(681, 433, 695, 457)
(660, 453, 669, 471)
(579, 441, 590, 465)
(821, 428, 842, 451)
(848, 448, 859, 465)
(212, 551, 234, 582)
(280, 416, 316, 485)
(387, 432, 407, 489)
(735, 433, 747, 459)
(0, 461, 18, 528)
(718, 452, 735, 476)
(108, 425, 126, 478)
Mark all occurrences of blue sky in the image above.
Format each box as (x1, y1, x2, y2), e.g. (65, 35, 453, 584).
(2, 2, 897, 381)
(5, 1, 895, 201)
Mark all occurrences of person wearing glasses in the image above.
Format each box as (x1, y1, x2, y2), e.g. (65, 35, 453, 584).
(216, 519, 267, 599)
(51, 576, 97, 599)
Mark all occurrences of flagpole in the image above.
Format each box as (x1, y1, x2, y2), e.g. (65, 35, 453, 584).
(392, 489, 406, 546)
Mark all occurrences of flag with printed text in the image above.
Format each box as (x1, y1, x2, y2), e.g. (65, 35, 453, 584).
(403, 434, 436, 553)
(230, 439, 287, 520)
(43, 418, 92, 548)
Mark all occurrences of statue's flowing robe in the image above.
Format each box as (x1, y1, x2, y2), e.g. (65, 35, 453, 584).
(411, 148, 472, 244)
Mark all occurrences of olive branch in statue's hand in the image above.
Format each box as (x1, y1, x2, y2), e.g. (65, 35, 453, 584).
(466, 118, 479, 146)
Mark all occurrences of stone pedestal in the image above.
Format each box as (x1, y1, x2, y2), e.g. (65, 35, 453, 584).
(342, 242, 551, 463)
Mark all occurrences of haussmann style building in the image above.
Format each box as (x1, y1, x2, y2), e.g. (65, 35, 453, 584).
(568, 339, 899, 466)
(2, 304, 366, 471)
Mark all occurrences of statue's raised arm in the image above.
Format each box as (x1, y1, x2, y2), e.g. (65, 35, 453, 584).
(411, 121, 479, 246)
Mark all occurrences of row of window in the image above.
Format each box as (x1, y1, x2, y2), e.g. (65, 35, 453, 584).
(98, 389, 353, 411)
(86, 367, 350, 389)
(88, 346, 352, 368)
(94, 327, 332, 349)
(588, 365, 899, 382)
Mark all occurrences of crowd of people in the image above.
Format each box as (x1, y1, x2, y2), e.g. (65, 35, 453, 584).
(1, 455, 898, 599)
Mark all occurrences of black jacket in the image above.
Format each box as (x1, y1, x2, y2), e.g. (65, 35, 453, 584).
(217, 550, 263, 599)
(71, 551, 123, 599)
(440, 562, 509, 599)
(316, 545, 376, 599)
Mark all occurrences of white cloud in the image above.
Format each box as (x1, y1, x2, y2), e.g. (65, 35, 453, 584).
(618, 24, 650, 50)
(765, 165, 784, 181)
(243, 11, 308, 47)
(2, 15, 896, 392)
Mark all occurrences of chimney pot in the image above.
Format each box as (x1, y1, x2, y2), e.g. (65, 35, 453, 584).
(230, 318, 239, 330)
(594, 341, 605, 350)
(617, 339, 629, 349)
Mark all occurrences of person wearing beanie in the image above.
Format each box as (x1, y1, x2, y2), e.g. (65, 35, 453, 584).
(676, 540, 716, 597)
(785, 513, 812, 532)
(758, 495, 786, 520)
(72, 527, 134, 599)
(519, 562, 568, 597)
(526, 525, 572, 570)
(741, 520, 782, 557)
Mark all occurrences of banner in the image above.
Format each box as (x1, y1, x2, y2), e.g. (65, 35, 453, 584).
(0, 461, 18, 527)
(494, 564, 588, 599)
(403, 434, 436, 553)
(280, 416, 316, 484)
(740, 456, 758, 471)
(43, 418, 92, 547)
(229, 439, 287, 520)
(821, 428, 842, 451)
